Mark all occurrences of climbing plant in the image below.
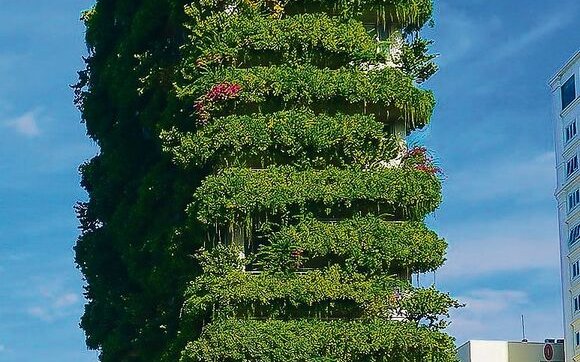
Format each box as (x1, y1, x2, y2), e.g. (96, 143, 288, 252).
(75, 0, 456, 361)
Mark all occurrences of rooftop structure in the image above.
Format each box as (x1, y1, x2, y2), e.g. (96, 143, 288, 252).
(457, 340, 564, 362)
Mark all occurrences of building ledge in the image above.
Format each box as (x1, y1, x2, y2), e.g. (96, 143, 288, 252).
(561, 95, 580, 119)
(555, 170, 580, 199)
(549, 49, 580, 89)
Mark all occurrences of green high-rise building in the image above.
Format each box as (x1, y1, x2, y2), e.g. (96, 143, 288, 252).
(76, 1, 458, 360)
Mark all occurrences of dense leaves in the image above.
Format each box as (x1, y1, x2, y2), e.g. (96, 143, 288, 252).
(195, 0, 433, 30)
(181, 319, 457, 362)
(161, 109, 398, 168)
(192, 166, 442, 223)
(260, 215, 447, 273)
(400, 37, 438, 83)
(188, 11, 389, 68)
(75, 0, 455, 360)
(184, 261, 458, 322)
(179, 65, 435, 128)
(75, 1, 198, 361)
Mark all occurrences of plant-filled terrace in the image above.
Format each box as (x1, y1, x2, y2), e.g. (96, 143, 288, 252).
(75, 0, 457, 360)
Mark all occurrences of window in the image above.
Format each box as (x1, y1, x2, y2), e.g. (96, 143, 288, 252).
(574, 296, 580, 312)
(570, 224, 580, 246)
(562, 75, 576, 110)
(567, 155, 579, 178)
(570, 190, 580, 212)
(573, 260, 580, 279)
(576, 332, 580, 347)
(566, 120, 578, 143)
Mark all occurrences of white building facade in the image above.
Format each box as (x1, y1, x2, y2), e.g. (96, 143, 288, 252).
(550, 50, 580, 361)
(457, 340, 564, 362)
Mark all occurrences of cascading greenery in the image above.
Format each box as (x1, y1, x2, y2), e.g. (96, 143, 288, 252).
(161, 109, 400, 168)
(182, 319, 458, 362)
(174, 0, 457, 361)
(76, 0, 456, 361)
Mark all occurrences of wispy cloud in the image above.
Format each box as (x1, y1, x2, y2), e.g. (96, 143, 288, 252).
(450, 289, 528, 342)
(433, 1, 503, 68)
(449, 288, 562, 344)
(27, 288, 80, 322)
(438, 211, 559, 279)
(436, 2, 575, 69)
(484, 10, 574, 66)
(460, 289, 528, 315)
(446, 151, 555, 203)
(4, 111, 40, 137)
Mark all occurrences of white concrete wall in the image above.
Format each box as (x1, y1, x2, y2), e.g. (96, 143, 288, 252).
(457, 341, 564, 362)
(458, 341, 508, 362)
(508, 342, 564, 361)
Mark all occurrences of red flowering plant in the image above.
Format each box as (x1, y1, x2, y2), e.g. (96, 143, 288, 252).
(195, 82, 242, 124)
(402, 146, 442, 176)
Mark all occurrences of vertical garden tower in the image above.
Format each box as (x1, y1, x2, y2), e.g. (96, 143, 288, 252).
(76, 0, 459, 361)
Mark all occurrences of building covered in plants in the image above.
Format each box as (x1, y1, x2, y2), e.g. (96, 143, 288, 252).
(75, 0, 459, 361)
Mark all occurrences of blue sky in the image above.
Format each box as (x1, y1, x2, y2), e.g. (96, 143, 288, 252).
(0, 0, 578, 360)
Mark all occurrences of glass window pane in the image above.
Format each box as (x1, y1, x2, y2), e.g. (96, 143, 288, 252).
(562, 75, 576, 110)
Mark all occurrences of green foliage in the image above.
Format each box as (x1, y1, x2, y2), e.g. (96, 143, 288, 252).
(181, 319, 457, 362)
(179, 65, 435, 129)
(76, 0, 454, 360)
(184, 261, 458, 323)
(400, 37, 438, 83)
(259, 215, 447, 274)
(184, 264, 405, 318)
(400, 287, 463, 328)
(192, 166, 442, 224)
(188, 11, 388, 68)
(75, 1, 198, 361)
(195, 0, 434, 31)
(194, 243, 246, 275)
(161, 109, 398, 168)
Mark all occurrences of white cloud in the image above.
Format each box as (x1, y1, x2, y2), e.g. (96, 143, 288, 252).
(450, 289, 527, 342)
(484, 10, 574, 66)
(438, 211, 559, 279)
(435, 151, 559, 279)
(53, 293, 79, 309)
(4, 111, 40, 137)
(433, 2, 502, 68)
(460, 289, 528, 314)
(27, 288, 80, 322)
(27, 306, 51, 321)
(449, 288, 562, 344)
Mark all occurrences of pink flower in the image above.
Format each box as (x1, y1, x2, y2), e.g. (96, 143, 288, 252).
(206, 82, 242, 101)
(406, 146, 427, 158)
(194, 82, 242, 124)
(415, 164, 441, 175)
